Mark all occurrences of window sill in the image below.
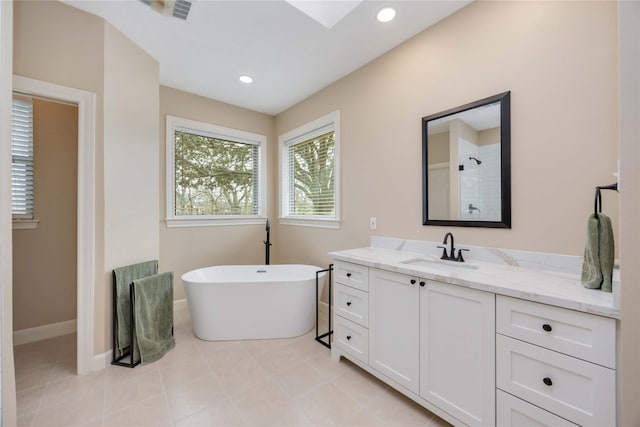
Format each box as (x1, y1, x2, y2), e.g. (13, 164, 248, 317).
(279, 217, 341, 229)
(166, 217, 268, 228)
(12, 219, 39, 230)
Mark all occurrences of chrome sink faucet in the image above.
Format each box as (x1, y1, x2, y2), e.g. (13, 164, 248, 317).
(438, 232, 469, 262)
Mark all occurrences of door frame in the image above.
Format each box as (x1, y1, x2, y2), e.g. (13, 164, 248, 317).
(13, 75, 96, 375)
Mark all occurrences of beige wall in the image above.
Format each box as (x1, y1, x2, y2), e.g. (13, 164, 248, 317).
(12, 98, 78, 331)
(159, 86, 276, 300)
(275, 1, 618, 269)
(13, 0, 107, 353)
(102, 22, 160, 351)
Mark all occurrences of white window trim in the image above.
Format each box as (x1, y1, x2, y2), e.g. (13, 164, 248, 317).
(165, 115, 267, 227)
(278, 110, 341, 229)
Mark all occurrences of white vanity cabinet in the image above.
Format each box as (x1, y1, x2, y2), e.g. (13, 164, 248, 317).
(332, 261, 370, 364)
(369, 269, 420, 394)
(420, 280, 495, 426)
(496, 295, 616, 427)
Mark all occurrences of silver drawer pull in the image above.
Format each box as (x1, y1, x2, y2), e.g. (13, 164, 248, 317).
(543, 377, 553, 386)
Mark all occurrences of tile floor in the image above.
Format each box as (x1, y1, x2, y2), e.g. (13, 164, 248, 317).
(15, 304, 451, 427)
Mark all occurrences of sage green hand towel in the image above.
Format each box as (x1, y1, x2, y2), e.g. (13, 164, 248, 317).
(113, 260, 158, 358)
(132, 272, 175, 365)
(581, 213, 614, 292)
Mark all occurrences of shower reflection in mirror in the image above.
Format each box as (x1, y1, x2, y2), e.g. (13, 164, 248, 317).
(422, 91, 511, 228)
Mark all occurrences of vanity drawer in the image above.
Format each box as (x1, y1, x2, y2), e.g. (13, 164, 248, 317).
(496, 295, 616, 368)
(497, 391, 578, 427)
(496, 335, 615, 427)
(334, 283, 369, 327)
(334, 316, 368, 364)
(334, 261, 369, 291)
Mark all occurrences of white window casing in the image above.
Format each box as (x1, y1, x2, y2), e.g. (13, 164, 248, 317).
(166, 115, 267, 227)
(279, 110, 341, 229)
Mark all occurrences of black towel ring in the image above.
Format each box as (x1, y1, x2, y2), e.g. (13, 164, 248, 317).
(594, 183, 618, 215)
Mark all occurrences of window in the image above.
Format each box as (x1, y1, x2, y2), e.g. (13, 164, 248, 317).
(12, 97, 34, 222)
(279, 110, 340, 228)
(166, 115, 267, 227)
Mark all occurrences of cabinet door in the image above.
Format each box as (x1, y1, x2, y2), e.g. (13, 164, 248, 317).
(369, 269, 420, 394)
(420, 281, 495, 426)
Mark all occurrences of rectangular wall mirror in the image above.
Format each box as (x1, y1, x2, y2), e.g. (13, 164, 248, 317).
(422, 91, 511, 228)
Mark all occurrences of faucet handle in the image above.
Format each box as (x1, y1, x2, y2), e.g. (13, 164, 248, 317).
(437, 246, 448, 260)
(456, 248, 469, 262)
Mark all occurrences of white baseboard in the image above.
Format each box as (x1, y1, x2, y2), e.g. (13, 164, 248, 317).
(174, 298, 187, 311)
(13, 319, 77, 346)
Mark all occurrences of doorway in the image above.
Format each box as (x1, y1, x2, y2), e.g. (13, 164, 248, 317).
(13, 76, 96, 375)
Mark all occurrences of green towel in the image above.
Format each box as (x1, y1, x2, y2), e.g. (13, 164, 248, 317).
(132, 272, 175, 365)
(581, 213, 614, 292)
(113, 260, 158, 358)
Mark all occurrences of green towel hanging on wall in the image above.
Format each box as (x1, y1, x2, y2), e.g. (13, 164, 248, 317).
(581, 213, 614, 292)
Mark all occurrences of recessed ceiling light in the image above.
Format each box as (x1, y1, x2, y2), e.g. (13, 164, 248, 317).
(239, 75, 253, 84)
(377, 7, 396, 23)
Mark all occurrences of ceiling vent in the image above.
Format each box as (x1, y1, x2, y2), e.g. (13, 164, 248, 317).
(140, 0, 192, 21)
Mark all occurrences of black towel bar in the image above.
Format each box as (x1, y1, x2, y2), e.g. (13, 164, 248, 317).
(594, 183, 618, 215)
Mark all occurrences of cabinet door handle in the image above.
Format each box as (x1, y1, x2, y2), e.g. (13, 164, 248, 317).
(419, 281, 426, 287)
(410, 279, 416, 285)
(346, 301, 352, 306)
(346, 273, 352, 278)
(542, 324, 552, 332)
(543, 377, 553, 386)
(346, 335, 352, 340)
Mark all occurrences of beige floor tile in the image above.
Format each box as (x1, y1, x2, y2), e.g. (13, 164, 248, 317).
(160, 353, 210, 390)
(240, 336, 292, 357)
(156, 339, 203, 368)
(300, 382, 360, 426)
(15, 364, 55, 393)
(232, 377, 298, 426)
(308, 351, 355, 381)
(104, 370, 165, 415)
(17, 412, 36, 427)
(40, 370, 106, 409)
(331, 367, 389, 408)
(103, 394, 173, 427)
(16, 385, 45, 419)
(32, 389, 104, 427)
(165, 373, 227, 421)
(364, 388, 435, 427)
(241, 403, 315, 427)
(49, 358, 78, 383)
(175, 398, 245, 427)
(209, 350, 270, 398)
(14, 349, 59, 373)
(274, 359, 326, 400)
(197, 338, 245, 357)
(105, 358, 159, 387)
(253, 340, 308, 374)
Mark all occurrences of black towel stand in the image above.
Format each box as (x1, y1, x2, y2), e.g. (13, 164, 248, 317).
(594, 183, 619, 215)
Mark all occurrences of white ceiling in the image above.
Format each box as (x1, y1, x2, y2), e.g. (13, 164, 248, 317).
(63, 0, 471, 115)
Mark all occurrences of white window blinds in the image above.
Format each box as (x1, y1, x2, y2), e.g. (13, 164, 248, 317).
(12, 98, 34, 219)
(285, 125, 335, 217)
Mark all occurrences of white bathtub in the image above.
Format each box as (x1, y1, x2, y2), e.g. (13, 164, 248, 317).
(182, 264, 326, 341)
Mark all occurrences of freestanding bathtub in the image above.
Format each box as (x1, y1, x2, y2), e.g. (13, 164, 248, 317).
(182, 264, 326, 341)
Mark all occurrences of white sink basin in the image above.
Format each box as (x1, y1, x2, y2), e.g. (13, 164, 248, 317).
(400, 257, 479, 272)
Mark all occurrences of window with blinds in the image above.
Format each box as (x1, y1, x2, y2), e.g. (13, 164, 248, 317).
(165, 115, 266, 226)
(11, 98, 34, 220)
(280, 110, 340, 227)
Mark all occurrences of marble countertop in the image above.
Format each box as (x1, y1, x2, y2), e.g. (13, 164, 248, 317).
(329, 246, 619, 319)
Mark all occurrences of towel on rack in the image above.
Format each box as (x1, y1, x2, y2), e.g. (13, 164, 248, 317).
(581, 213, 614, 292)
(132, 272, 175, 364)
(113, 260, 158, 358)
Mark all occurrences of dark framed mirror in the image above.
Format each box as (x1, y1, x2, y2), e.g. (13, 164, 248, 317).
(422, 91, 511, 228)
